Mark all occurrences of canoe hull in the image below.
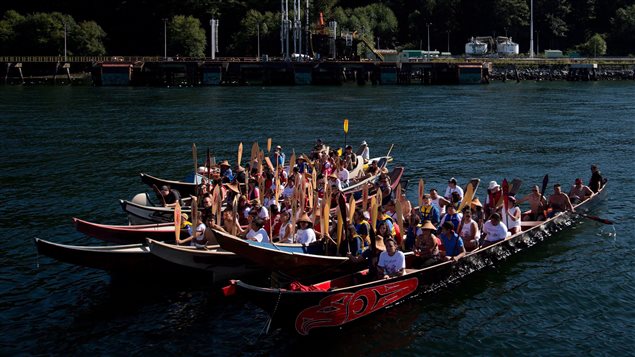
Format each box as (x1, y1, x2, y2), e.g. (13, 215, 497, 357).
(73, 217, 183, 244)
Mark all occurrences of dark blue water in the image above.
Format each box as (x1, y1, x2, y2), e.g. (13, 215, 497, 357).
(1, 83, 634, 355)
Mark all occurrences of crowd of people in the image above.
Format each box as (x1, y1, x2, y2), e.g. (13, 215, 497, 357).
(158, 141, 603, 279)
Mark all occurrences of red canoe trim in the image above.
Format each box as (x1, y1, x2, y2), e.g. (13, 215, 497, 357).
(295, 277, 418, 335)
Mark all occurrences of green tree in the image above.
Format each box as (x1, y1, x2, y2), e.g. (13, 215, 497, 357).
(577, 33, 606, 56)
(610, 4, 635, 55)
(168, 15, 206, 57)
(231, 9, 277, 56)
(74, 21, 107, 55)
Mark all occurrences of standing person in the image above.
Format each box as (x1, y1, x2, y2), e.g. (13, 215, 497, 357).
(458, 209, 480, 251)
(160, 185, 182, 208)
(517, 185, 547, 221)
(219, 160, 233, 183)
(481, 213, 510, 247)
(444, 177, 464, 203)
(360, 141, 370, 162)
(547, 184, 575, 218)
(568, 178, 594, 204)
(377, 238, 406, 279)
(439, 222, 466, 262)
(485, 181, 503, 218)
(274, 145, 285, 166)
(295, 213, 316, 245)
(502, 196, 522, 235)
(589, 164, 604, 193)
(336, 159, 350, 187)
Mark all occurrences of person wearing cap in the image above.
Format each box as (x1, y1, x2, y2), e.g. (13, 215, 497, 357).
(160, 185, 182, 208)
(418, 193, 440, 226)
(177, 213, 207, 248)
(589, 164, 604, 193)
(359, 141, 370, 162)
(180, 213, 193, 239)
(295, 213, 316, 245)
(444, 177, 464, 203)
(481, 213, 510, 247)
(218, 160, 234, 183)
(547, 184, 575, 218)
(485, 180, 503, 217)
(458, 209, 480, 251)
(245, 217, 270, 243)
(568, 178, 593, 204)
(517, 185, 548, 221)
(439, 221, 466, 261)
(502, 196, 521, 234)
(274, 145, 285, 166)
(378, 237, 406, 279)
(413, 220, 442, 266)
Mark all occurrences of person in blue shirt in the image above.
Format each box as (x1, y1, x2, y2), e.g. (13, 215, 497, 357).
(439, 221, 466, 262)
(274, 145, 285, 166)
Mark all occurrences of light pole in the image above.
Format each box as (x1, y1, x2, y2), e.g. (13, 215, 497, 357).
(62, 20, 67, 62)
(446, 30, 450, 53)
(529, 0, 534, 58)
(426, 23, 432, 56)
(536, 30, 540, 56)
(163, 18, 168, 59)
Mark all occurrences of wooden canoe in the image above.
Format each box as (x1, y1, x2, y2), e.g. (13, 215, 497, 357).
(73, 217, 183, 244)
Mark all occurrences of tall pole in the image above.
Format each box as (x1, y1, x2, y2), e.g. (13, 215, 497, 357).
(305, 0, 309, 56)
(63, 20, 67, 62)
(257, 22, 261, 59)
(446, 30, 450, 53)
(210, 20, 213, 58)
(163, 18, 168, 59)
(529, 0, 534, 58)
(426, 23, 432, 56)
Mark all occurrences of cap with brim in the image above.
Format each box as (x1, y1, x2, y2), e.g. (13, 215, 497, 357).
(276, 145, 282, 150)
(361, 141, 367, 145)
(161, 185, 169, 191)
(220, 160, 230, 167)
(449, 177, 457, 184)
(508, 196, 516, 203)
(488, 181, 500, 190)
(421, 220, 436, 231)
(471, 198, 482, 208)
(363, 211, 371, 220)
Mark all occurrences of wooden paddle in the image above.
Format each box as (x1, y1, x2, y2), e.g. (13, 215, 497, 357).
(152, 184, 167, 206)
(191, 196, 198, 233)
(395, 183, 404, 248)
(267, 137, 272, 153)
(578, 213, 614, 225)
(458, 181, 475, 213)
(192, 143, 198, 196)
(337, 193, 348, 253)
(232, 195, 239, 236)
(237, 142, 243, 167)
(418, 178, 425, 208)
(174, 201, 182, 244)
(502, 179, 510, 219)
(386, 144, 394, 158)
(362, 184, 369, 212)
(343, 118, 349, 147)
(348, 196, 356, 224)
(289, 151, 296, 173)
(509, 178, 523, 196)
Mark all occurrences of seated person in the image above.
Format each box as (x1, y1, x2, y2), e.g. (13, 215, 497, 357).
(517, 185, 547, 221)
(295, 213, 316, 245)
(458, 209, 480, 251)
(568, 178, 593, 204)
(414, 220, 442, 267)
(377, 238, 406, 279)
(244, 217, 270, 243)
(339, 224, 364, 257)
(160, 185, 182, 208)
(502, 196, 522, 235)
(481, 213, 510, 247)
(418, 194, 440, 226)
(548, 184, 575, 218)
(177, 214, 206, 248)
(439, 221, 466, 262)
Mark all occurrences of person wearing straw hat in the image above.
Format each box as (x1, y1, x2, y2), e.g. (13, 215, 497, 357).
(378, 237, 406, 279)
(470, 197, 485, 232)
(414, 220, 442, 267)
(219, 160, 233, 183)
(295, 213, 316, 245)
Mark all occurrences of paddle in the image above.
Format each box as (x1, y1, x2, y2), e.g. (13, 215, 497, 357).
(192, 143, 198, 197)
(395, 183, 404, 248)
(267, 137, 272, 153)
(577, 213, 614, 225)
(343, 118, 349, 147)
(232, 195, 239, 236)
(540, 174, 549, 201)
(457, 179, 476, 213)
(509, 178, 523, 197)
(174, 201, 182, 245)
(237, 142, 243, 168)
(362, 183, 369, 212)
(418, 178, 425, 209)
(386, 144, 394, 159)
(191, 196, 199, 235)
(502, 178, 510, 215)
(337, 193, 349, 252)
(207, 148, 212, 193)
(152, 184, 167, 206)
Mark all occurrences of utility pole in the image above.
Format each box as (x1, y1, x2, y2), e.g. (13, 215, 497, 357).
(210, 19, 219, 60)
(163, 18, 168, 59)
(426, 23, 432, 57)
(63, 20, 67, 62)
(446, 30, 450, 53)
(529, 0, 534, 58)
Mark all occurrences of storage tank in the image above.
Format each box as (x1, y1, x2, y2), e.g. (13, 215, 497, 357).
(497, 37, 519, 55)
(465, 37, 488, 55)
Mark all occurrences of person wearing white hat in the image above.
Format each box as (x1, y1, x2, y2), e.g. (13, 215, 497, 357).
(360, 141, 370, 162)
(485, 180, 502, 217)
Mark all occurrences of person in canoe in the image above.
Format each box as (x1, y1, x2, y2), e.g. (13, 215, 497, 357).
(444, 177, 464, 203)
(244, 217, 270, 243)
(517, 185, 547, 221)
(177, 213, 207, 248)
(359, 141, 370, 163)
(295, 213, 316, 245)
(353, 209, 371, 248)
(439, 221, 466, 262)
(274, 145, 285, 166)
(485, 181, 503, 218)
(378, 238, 406, 279)
(160, 185, 182, 208)
(458, 209, 480, 251)
(481, 213, 510, 247)
(418, 194, 440, 226)
(568, 178, 594, 204)
(413, 220, 442, 267)
(219, 160, 233, 183)
(547, 184, 575, 218)
(438, 204, 462, 233)
(339, 224, 364, 257)
(470, 198, 485, 232)
(430, 189, 451, 216)
(209, 208, 244, 236)
(277, 210, 293, 243)
(502, 196, 522, 235)
(589, 164, 604, 193)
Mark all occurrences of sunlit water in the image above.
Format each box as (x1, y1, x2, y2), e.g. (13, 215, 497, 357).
(1, 82, 634, 355)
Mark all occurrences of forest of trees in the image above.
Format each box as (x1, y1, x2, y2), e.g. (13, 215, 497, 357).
(0, 0, 633, 57)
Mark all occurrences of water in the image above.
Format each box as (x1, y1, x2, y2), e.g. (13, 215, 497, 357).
(1, 82, 634, 355)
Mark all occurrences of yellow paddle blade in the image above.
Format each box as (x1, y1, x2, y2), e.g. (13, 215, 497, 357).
(418, 178, 424, 208)
(174, 201, 182, 243)
(343, 119, 349, 134)
(267, 138, 272, 153)
(237, 142, 243, 167)
(348, 196, 356, 223)
(336, 209, 343, 250)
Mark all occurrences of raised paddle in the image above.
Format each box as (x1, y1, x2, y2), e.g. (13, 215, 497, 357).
(418, 178, 425, 208)
(237, 142, 243, 167)
(192, 143, 198, 196)
(152, 184, 167, 206)
(343, 118, 349, 147)
(540, 174, 549, 200)
(386, 143, 395, 159)
(267, 138, 272, 153)
(502, 178, 510, 214)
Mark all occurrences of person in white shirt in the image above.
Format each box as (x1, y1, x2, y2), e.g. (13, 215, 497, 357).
(295, 213, 316, 245)
(336, 163, 350, 187)
(360, 141, 370, 162)
(244, 199, 269, 221)
(245, 217, 270, 243)
(378, 238, 406, 278)
(444, 177, 464, 202)
(481, 213, 510, 247)
(502, 196, 522, 235)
